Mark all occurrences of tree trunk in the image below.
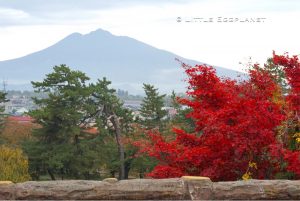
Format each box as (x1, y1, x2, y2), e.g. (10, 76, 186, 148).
(124, 160, 131, 179)
(111, 114, 125, 180)
(139, 171, 144, 178)
(60, 168, 64, 180)
(47, 168, 56, 180)
(110, 170, 115, 178)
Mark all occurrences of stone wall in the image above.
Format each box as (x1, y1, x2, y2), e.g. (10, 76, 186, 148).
(1, 177, 300, 200)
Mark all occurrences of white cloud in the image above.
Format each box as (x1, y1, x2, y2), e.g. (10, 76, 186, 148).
(0, 7, 30, 19)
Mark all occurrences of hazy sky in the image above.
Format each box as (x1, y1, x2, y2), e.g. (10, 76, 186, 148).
(0, 0, 299, 71)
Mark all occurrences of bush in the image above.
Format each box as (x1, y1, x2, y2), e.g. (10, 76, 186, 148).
(0, 145, 31, 182)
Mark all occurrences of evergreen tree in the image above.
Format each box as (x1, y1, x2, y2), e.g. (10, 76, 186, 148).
(90, 78, 134, 180)
(24, 65, 101, 180)
(170, 90, 181, 110)
(139, 84, 167, 130)
(169, 91, 195, 133)
(0, 91, 8, 144)
(264, 57, 288, 91)
(0, 91, 6, 108)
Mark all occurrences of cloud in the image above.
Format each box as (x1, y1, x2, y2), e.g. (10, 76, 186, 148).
(0, 7, 29, 18)
(0, 0, 298, 27)
(0, 7, 31, 25)
(0, 0, 188, 26)
(0, 0, 187, 15)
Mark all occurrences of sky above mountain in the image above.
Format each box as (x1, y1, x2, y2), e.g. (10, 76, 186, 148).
(0, 0, 299, 72)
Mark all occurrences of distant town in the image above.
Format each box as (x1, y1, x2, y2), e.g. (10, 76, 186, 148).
(1, 88, 179, 119)
(3, 90, 39, 115)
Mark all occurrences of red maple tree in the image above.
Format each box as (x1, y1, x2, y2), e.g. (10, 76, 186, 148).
(135, 52, 300, 181)
(272, 52, 300, 177)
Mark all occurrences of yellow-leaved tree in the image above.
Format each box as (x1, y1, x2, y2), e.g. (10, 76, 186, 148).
(0, 145, 31, 182)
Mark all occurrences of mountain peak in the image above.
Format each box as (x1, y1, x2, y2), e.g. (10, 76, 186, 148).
(85, 28, 113, 37)
(0, 28, 241, 94)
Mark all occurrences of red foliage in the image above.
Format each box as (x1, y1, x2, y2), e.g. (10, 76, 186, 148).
(136, 53, 300, 181)
(273, 51, 300, 112)
(284, 150, 300, 178)
(272, 51, 300, 176)
(148, 165, 184, 178)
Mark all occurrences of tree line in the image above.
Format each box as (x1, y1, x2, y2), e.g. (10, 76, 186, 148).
(1, 64, 184, 181)
(1, 51, 299, 182)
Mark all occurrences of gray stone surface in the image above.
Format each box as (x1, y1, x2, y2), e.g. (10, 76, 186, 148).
(1, 178, 300, 200)
(102, 177, 118, 184)
(0, 182, 15, 200)
(13, 178, 188, 200)
(212, 179, 300, 200)
(182, 176, 212, 200)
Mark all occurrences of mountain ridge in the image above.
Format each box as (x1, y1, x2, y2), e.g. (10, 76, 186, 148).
(0, 28, 242, 94)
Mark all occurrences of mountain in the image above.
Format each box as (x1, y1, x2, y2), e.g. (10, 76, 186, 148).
(0, 28, 242, 94)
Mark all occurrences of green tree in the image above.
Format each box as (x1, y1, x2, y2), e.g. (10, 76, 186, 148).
(139, 84, 167, 131)
(90, 78, 134, 180)
(24, 65, 101, 180)
(0, 145, 31, 182)
(125, 124, 158, 178)
(170, 90, 181, 110)
(0, 91, 8, 144)
(169, 91, 195, 133)
(264, 57, 288, 91)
